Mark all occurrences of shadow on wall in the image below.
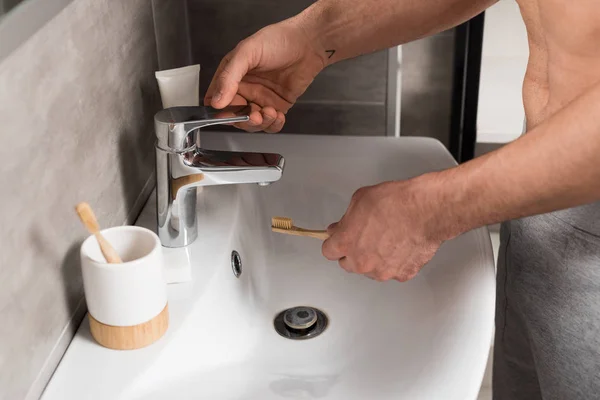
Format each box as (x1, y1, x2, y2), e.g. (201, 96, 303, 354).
(118, 78, 160, 225)
(60, 242, 84, 336)
(28, 228, 84, 337)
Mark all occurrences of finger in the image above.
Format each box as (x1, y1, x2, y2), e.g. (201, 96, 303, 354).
(256, 106, 278, 132)
(395, 274, 413, 283)
(322, 232, 347, 261)
(365, 270, 395, 282)
(394, 270, 419, 283)
(264, 111, 286, 133)
(207, 45, 254, 109)
(364, 272, 379, 281)
(392, 262, 419, 282)
(204, 57, 228, 105)
(231, 103, 263, 132)
(206, 94, 244, 109)
(327, 222, 339, 234)
(338, 256, 357, 273)
(205, 53, 234, 106)
(237, 81, 293, 113)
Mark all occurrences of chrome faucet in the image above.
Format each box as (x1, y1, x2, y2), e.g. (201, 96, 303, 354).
(154, 106, 285, 248)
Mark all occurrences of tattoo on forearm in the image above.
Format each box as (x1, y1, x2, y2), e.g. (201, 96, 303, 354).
(325, 49, 336, 59)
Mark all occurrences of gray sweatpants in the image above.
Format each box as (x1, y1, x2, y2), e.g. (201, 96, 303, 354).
(493, 203, 600, 399)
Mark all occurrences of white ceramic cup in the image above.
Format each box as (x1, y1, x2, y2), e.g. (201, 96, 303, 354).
(80, 226, 167, 326)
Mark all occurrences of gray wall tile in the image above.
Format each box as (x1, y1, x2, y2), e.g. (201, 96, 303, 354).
(152, 0, 192, 70)
(187, 0, 388, 134)
(303, 51, 388, 104)
(0, 0, 160, 399)
(282, 103, 386, 136)
(188, 0, 312, 97)
(400, 31, 455, 147)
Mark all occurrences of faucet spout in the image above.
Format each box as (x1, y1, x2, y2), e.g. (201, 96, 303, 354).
(154, 106, 284, 248)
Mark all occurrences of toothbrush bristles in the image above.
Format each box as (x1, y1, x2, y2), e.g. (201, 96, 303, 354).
(272, 216, 293, 230)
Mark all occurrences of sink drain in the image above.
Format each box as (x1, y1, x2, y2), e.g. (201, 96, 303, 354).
(274, 306, 328, 340)
(231, 251, 242, 278)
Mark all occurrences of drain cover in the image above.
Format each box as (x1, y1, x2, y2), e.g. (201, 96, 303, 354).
(274, 306, 328, 340)
(283, 306, 318, 330)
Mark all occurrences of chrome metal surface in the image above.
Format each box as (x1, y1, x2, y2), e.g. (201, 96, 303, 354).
(231, 250, 242, 278)
(274, 307, 328, 340)
(155, 106, 285, 247)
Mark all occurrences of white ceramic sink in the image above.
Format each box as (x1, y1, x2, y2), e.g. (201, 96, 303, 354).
(42, 133, 495, 400)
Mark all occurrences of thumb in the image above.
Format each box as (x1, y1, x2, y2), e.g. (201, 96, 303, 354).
(327, 222, 339, 234)
(208, 45, 254, 109)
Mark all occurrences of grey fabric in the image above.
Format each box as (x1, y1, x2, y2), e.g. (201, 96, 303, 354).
(493, 204, 600, 400)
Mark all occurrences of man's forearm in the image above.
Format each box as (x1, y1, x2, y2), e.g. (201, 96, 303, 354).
(295, 0, 496, 65)
(425, 81, 600, 240)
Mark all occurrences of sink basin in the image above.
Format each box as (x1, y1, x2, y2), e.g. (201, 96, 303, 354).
(42, 133, 495, 400)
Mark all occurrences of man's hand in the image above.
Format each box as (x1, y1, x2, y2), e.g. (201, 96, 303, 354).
(322, 179, 449, 282)
(204, 18, 325, 133)
(204, 0, 493, 133)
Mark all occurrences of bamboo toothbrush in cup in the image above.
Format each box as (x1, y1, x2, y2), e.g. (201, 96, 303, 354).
(271, 217, 330, 240)
(75, 202, 122, 263)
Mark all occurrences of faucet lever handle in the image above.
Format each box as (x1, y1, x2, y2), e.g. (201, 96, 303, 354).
(155, 106, 251, 151)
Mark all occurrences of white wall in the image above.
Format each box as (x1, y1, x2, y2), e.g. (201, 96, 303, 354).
(477, 0, 529, 143)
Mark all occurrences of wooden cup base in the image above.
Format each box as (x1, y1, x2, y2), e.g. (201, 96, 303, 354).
(89, 304, 169, 350)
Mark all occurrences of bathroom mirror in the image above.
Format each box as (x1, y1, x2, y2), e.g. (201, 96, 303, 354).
(0, 0, 75, 61)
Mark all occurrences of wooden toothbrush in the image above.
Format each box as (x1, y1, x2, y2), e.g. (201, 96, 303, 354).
(271, 217, 330, 240)
(75, 202, 123, 263)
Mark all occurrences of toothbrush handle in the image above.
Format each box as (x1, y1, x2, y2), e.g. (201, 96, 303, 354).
(94, 233, 123, 263)
(272, 228, 330, 240)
